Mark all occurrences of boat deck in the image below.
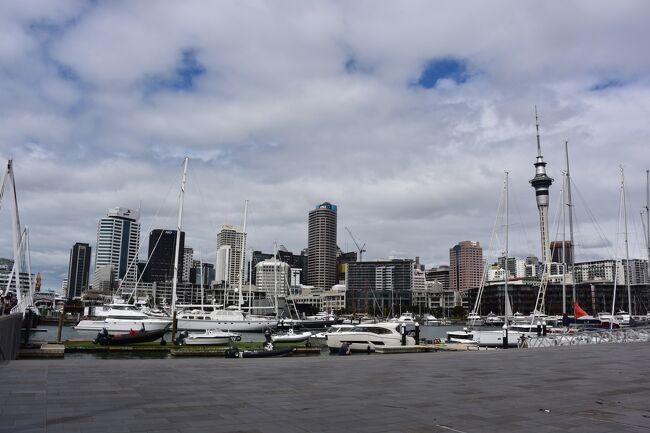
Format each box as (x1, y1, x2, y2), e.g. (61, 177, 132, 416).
(2, 343, 649, 432)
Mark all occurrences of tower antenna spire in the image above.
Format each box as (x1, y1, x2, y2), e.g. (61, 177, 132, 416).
(529, 106, 554, 264)
(535, 105, 542, 157)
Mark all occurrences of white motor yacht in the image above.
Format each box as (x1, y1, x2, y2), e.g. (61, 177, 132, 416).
(176, 308, 277, 332)
(422, 314, 442, 326)
(466, 313, 485, 326)
(75, 304, 171, 332)
(177, 329, 241, 346)
(271, 328, 313, 343)
(325, 322, 415, 352)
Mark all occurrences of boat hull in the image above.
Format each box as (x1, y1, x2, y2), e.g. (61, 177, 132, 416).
(326, 332, 415, 352)
(176, 319, 275, 332)
(271, 331, 312, 343)
(75, 318, 171, 332)
(94, 328, 169, 345)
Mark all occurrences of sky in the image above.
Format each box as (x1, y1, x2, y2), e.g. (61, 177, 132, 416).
(1, 1, 649, 290)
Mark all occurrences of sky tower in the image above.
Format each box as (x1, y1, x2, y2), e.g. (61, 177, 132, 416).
(529, 108, 554, 264)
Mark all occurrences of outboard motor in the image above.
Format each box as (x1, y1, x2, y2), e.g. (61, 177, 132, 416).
(224, 347, 240, 358)
(174, 330, 188, 345)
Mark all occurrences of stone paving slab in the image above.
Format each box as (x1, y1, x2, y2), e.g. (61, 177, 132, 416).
(1, 343, 650, 432)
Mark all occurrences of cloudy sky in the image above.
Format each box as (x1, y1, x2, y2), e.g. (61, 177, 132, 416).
(1, 1, 649, 290)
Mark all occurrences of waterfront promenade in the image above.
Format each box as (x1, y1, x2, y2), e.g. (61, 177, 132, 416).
(2, 343, 650, 433)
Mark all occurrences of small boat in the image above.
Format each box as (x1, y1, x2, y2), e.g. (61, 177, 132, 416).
(466, 313, 485, 326)
(176, 329, 241, 346)
(484, 312, 505, 327)
(224, 346, 296, 358)
(94, 325, 169, 346)
(422, 314, 442, 326)
(271, 328, 312, 343)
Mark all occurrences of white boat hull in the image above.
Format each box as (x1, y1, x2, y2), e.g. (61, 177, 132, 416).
(183, 336, 233, 345)
(75, 318, 171, 332)
(177, 318, 275, 332)
(326, 332, 415, 352)
(271, 331, 312, 343)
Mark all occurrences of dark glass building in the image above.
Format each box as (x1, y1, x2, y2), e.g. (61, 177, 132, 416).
(146, 229, 185, 282)
(67, 243, 91, 299)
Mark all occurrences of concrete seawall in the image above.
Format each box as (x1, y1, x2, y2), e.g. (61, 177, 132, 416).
(2, 343, 649, 432)
(0, 313, 22, 361)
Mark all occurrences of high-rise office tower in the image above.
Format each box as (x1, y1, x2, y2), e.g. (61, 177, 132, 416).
(146, 229, 185, 282)
(307, 202, 337, 290)
(529, 109, 554, 264)
(93, 207, 141, 288)
(449, 241, 483, 291)
(182, 247, 193, 282)
(215, 224, 245, 286)
(67, 242, 91, 299)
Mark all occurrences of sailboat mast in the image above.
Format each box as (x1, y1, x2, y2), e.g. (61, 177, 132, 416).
(237, 200, 249, 309)
(273, 242, 279, 319)
(646, 170, 650, 283)
(561, 171, 567, 315)
(621, 167, 632, 315)
(504, 171, 509, 329)
(565, 142, 576, 309)
(171, 157, 189, 316)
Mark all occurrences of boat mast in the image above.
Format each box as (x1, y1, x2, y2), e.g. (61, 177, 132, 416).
(645, 170, 650, 284)
(565, 142, 576, 311)
(504, 171, 509, 338)
(273, 242, 279, 319)
(561, 170, 567, 315)
(171, 157, 189, 317)
(237, 200, 248, 309)
(621, 167, 632, 315)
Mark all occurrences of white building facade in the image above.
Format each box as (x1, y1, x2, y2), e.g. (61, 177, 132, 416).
(93, 207, 140, 288)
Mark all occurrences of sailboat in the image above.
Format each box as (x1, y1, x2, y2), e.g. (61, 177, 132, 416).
(447, 172, 522, 347)
(176, 200, 277, 332)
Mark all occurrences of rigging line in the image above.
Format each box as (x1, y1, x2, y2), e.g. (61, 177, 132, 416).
(624, 186, 645, 259)
(114, 162, 180, 298)
(509, 185, 535, 256)
(470, 176, 505, 320)
(571, 179, 616, 260)
(548, 175, 565, 264)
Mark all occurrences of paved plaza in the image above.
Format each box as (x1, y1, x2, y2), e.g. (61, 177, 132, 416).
(1, 343, 650, 433)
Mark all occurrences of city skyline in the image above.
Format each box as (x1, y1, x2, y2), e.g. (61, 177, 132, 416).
(1, 2, 650, 289)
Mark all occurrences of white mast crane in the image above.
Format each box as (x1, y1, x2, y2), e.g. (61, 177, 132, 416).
(345, 227, 366, 262)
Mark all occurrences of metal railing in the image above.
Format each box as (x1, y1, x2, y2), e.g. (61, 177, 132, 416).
(520, 326, 650, 349)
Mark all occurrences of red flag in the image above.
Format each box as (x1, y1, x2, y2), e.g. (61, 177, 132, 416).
(574, 302, 588, 319)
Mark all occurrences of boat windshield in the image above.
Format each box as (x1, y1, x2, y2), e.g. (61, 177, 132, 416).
(350, 326, 393, 335)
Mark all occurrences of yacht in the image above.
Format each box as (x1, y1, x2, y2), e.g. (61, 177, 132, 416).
(299, 312, 339, 328)
(325, 322, 416, 352)
(422, 314, 442, 326)
(176, 308, 277, 332)
(176, 329, 241, 345)
(484, 312, 505, 327)
(466, 313, 485, 326)
(75, 304, 171, 332)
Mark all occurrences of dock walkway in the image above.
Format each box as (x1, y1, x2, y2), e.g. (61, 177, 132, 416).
(2, 343, 649, 432)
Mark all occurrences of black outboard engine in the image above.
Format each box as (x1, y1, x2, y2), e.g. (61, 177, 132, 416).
(174, 330, 188, 345)
(224, 347, 240, 358)
(94, 328, 110, 345)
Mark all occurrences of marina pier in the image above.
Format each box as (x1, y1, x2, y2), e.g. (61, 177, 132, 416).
(3, 343, 649, 432)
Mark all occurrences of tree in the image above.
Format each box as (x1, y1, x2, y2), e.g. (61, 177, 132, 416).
(451, 305, 467, 319)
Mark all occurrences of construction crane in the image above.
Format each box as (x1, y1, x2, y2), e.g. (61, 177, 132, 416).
(345, 227, 366, 262)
